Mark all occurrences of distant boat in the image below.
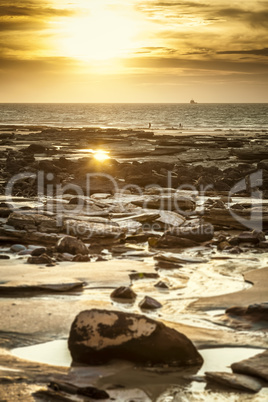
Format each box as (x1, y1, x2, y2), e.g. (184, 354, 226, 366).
(190, 99, 197, 104)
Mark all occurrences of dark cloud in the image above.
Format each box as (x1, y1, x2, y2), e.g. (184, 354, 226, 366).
(0, 56, 78, 73)
(0, 19, 47, 32)
(152, 1, 208, 7)
(124, 56, 268, 74)
(0, 5, 74, 18)
(134, 47, 178, 55)
(217, 48, 268, 57)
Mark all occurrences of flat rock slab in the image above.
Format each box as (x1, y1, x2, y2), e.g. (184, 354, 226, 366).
(0, 281, 84, 293)
(0, 259, 155, 290)
(205, 371, 262, 393)
(231, 350, 268, 382)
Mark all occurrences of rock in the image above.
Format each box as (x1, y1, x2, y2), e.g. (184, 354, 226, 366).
(24, 143, 47, 153)
(0, 255, 10, 259)
(258, 159, 268, 170)
(68, 309, 203, 366)
(110, 286, 137, 301)
(231, 350, 268, 382)
(205, 372, 262, 393)
(0, 204, 12, 218)
(154, 253, 208, 264)
(155, 234, 198, 248)
(56, 236, 89, 255)
(48, 381, 110, 399)
(7, 212, 61, 233)
(217, 241, 231, 251)
(72, 254, 91, 262)
(27, 253, 54, 265)
(165, 222, 214, 243)
(10, 244, 27, 252)
(31, 247, 47, 256)
(139, 296, 162, 310)
(154, 281, 169, 289)
(229, 231, 265, 245)
(226, 303, 268, 322)
(155, 210, 185, 229)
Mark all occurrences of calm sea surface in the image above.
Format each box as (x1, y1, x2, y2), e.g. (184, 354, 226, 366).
(0, 103, 267, 132)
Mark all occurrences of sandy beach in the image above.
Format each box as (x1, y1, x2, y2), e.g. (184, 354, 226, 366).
(0, 125, 268, 401)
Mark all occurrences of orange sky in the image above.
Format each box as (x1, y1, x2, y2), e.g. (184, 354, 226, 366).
(0, 0, 268, 102)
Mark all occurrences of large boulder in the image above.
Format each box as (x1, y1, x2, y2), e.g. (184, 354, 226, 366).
(56, 236, 89, 255)
(68, 309, 203, 367)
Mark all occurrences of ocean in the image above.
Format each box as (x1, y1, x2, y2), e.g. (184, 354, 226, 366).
(0, 103, 267, 132)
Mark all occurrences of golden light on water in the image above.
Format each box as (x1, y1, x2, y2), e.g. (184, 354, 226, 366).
(93, 150, 110, 162)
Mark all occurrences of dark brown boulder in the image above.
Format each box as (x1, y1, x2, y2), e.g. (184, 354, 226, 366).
(56, 236, 89, 255)
(139, 296, 162, 310)
(68, 309, 203, 367)
(110, 286, 137, 301)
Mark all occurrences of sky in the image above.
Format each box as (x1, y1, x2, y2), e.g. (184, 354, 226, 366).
(0, 0, 268, 103)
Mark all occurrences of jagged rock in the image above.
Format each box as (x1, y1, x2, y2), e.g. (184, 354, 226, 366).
(110, 286, 137, 301)
(205, 371, 262, 393)
(231, 350, 268, 382)
(139, 296, 162, 310)
(27, 253, 54, 265)
(56, 236, 89, 255)
(68, 309, 203, 366)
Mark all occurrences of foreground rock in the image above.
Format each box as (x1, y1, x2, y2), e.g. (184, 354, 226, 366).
(231, 350, 268, 382)
(205, 371, 262, 393)
(68, 309, 203, 366)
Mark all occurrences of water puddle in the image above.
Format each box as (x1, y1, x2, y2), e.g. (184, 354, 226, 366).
(10, 338, 268, 401)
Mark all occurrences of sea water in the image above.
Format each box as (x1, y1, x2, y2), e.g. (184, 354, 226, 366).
(0, 103, 267, 132)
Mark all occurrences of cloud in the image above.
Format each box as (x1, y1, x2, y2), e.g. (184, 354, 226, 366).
(0, 5, 74, 18)
(217, 48, 268, 57)
(124, 56, 268, 74)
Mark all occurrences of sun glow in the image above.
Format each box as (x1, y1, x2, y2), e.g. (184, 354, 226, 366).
(93, 150, 110, 162)
(59, 4, 138, 61)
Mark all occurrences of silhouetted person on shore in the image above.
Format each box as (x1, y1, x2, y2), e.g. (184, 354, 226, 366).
(148, 123, 151, 129)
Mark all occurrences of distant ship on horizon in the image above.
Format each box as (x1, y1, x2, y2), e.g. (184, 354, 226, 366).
(190, 99, 197, 104)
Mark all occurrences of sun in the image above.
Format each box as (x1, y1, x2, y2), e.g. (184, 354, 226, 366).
(59, 4, 138, 61)
(93, 150, 110, 162)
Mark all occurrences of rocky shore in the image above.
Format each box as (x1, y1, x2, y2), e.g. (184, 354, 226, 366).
(0, 125, 267, 401)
